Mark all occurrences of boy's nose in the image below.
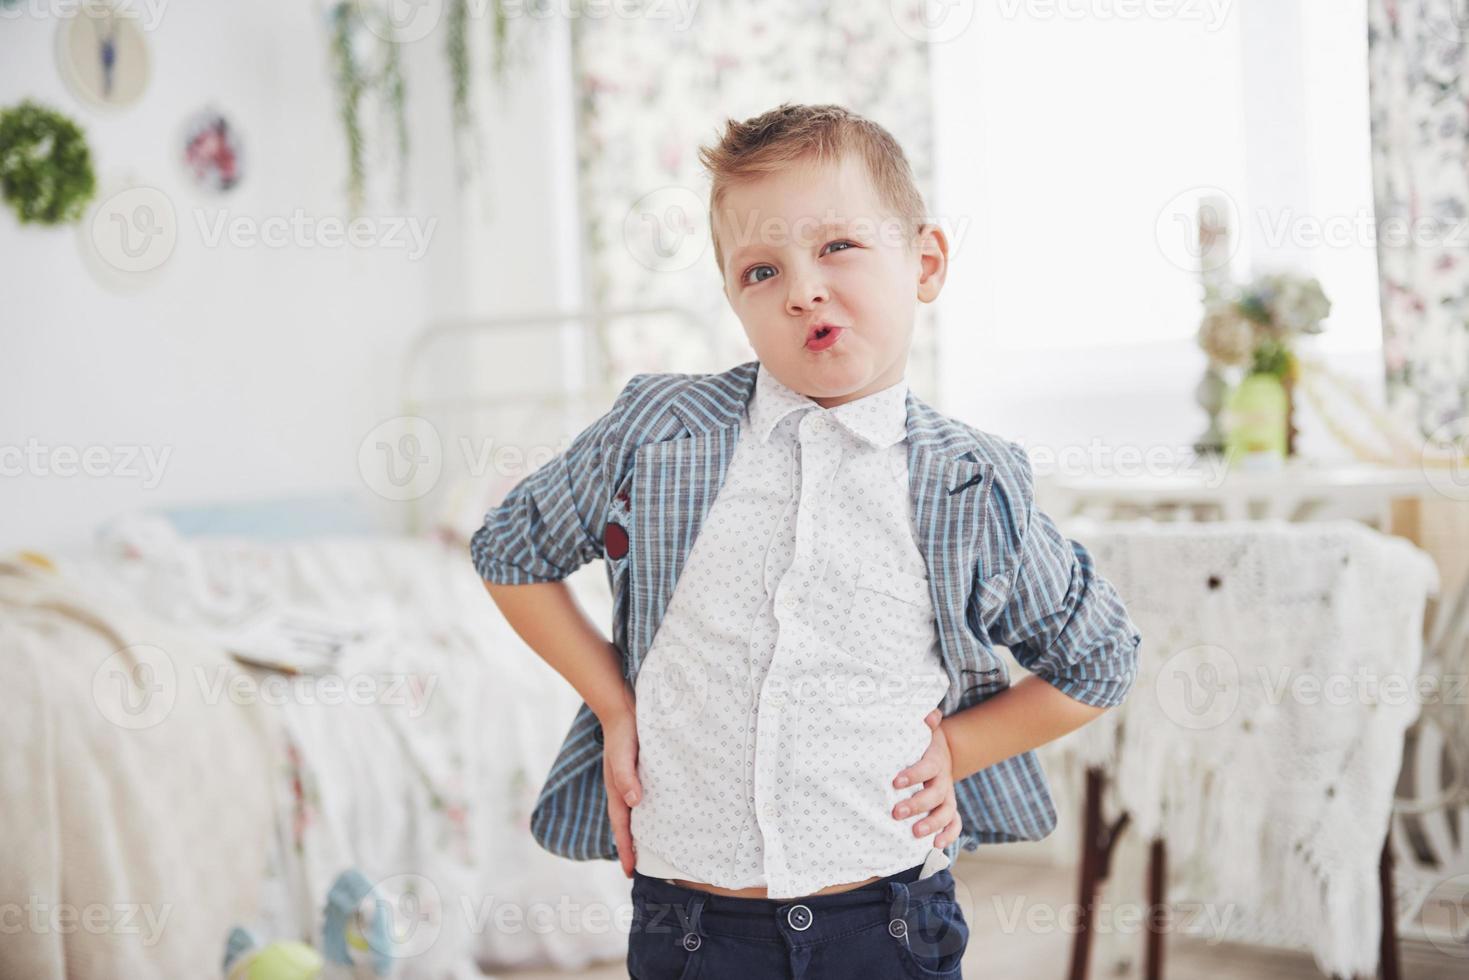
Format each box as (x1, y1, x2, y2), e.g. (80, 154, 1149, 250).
(785, 276, 829, 315)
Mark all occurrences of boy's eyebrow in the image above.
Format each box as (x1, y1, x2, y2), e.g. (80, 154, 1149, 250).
(724, 220, 855, 267)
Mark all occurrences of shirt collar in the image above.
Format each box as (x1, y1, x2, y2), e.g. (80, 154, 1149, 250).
(747, 361, 909, 449)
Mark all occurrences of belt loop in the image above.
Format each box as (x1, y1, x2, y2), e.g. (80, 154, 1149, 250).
(679, 893, 707, 953)
(686, 894, 706, 936)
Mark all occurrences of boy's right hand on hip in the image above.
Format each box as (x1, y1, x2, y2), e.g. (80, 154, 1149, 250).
(601, 705, 643, 878)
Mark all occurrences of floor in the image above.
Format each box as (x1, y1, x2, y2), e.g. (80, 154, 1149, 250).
(502, 854, 1469, 979)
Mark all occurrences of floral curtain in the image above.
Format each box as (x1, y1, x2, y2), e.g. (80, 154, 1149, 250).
(1367, 0, 1469, 437)
(570, 0, 940, 401)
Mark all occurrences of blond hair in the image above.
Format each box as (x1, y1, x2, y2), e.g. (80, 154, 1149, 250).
(696, 103, 928, 275)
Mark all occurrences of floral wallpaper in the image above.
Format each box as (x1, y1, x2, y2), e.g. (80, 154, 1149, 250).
(570, 0, 941, 401)
(1367, 0, 1469, 438)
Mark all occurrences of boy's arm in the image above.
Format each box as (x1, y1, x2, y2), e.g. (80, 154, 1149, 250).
(470, 373, 654, 720)
(941, 441, 1141, 781)
(472, 377, 651, 872)
(480, 581, 641, 876)
(470, 375, 644, 586)
(482, 581, 634, 729)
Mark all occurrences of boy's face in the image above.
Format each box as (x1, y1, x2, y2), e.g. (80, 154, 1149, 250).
(715, 153, 948, 409)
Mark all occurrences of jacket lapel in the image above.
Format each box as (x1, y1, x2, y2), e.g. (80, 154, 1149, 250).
(904, 395, 1005, 714)
(624, 364, 755, 681)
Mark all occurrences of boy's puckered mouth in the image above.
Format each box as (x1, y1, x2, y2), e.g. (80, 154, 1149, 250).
(804, 321, 846, 351)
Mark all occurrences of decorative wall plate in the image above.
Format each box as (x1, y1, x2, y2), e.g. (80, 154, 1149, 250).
(75, 176, 177, 292)
(180, 107, 244, 193)
(55, 2, 152, 110)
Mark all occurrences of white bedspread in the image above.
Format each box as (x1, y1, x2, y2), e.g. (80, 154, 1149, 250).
(4, 515, 635, 978)
(0, 554, 275, 980)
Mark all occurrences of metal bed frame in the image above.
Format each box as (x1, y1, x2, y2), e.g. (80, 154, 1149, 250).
(397, 306, 708, 534)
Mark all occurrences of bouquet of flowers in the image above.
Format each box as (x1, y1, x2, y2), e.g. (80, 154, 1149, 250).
(1196, 272, 1331, 461)
(1197, 272, 1332, 379)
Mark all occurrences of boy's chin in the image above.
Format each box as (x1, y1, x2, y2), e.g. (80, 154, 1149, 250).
(782, 353, 903, 400)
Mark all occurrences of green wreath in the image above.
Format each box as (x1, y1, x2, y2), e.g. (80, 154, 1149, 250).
(0, 100, 97, 225)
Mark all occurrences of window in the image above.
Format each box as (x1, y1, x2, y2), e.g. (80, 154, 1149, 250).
(929, 0, 1381, 452)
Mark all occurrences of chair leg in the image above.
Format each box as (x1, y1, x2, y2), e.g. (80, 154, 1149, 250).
(1068, 767, 1131, 980)
(1145, 837, 1167, 980)
(1378, 831, 1400, 980)
(1067, 769, 1102, 980)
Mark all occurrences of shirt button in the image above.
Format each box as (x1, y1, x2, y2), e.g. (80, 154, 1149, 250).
(779, 593, 797, 610)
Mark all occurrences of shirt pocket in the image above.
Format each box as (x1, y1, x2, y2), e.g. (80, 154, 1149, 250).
(844, 558, 938, 668)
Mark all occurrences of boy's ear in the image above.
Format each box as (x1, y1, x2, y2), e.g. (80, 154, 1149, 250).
(915, 223, 949, 303)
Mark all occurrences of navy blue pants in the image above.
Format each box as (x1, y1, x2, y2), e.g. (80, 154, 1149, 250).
(626, 862, 969, 979)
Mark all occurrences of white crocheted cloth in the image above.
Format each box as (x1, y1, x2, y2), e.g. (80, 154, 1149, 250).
(1031, 518, 1439, 978)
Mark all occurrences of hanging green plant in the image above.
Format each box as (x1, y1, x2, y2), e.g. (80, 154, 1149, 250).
(383, 29, 409, 205)
(327, 1, 408, 215)
(488, 0, 511, 79)
(328, 3, 369, 215)
(0, 100, 97, 225)
(447, 0, 471, 134)
(444, 0, 514, 185)
(326, 0, 523, 211)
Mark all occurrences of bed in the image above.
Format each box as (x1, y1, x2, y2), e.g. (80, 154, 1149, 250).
(0, 309, 708, 980)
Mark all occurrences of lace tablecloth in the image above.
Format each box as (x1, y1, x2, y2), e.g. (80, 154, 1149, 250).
(1032, 518, 1439, 977)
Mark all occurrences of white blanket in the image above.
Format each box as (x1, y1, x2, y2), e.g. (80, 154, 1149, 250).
(0, 554, 275, 980)
(51, 515, 635, 977)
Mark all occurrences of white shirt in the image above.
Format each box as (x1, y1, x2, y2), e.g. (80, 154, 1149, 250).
(629, 361, 952, 898)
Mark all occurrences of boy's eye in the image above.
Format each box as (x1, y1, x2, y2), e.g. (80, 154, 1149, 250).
(738, 242, 855, 286)
(742, 264, 776, 286)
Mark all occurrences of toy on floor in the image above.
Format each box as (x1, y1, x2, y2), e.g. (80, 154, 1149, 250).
(222, 927, 322, 980)
(224, 869, 398, 980)
(321, 869, 393, 977)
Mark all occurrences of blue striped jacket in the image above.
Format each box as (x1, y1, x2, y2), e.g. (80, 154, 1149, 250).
(470, 359, 1140, 863)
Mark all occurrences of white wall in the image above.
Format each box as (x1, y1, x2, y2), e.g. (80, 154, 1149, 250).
(0, 1, 578, 552)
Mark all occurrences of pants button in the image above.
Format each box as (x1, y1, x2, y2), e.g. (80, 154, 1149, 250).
(787, 904, 813, 931)
(682, 933, 702, 952)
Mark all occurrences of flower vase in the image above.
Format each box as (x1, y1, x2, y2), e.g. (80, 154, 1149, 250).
(1192, 363, 1228, 455)
(1225, 372, 1289, 469)
(1282, 371, 1298, 458)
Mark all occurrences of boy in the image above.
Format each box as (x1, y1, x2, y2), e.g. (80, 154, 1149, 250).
(474, 103, 1141, 979)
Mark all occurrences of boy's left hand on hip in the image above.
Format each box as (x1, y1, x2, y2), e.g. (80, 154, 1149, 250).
(890, 708, 963, 849)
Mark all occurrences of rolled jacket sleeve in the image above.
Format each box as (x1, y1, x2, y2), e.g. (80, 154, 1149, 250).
(981, 442, 1141, 709)
(469, 375, 643, 585)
